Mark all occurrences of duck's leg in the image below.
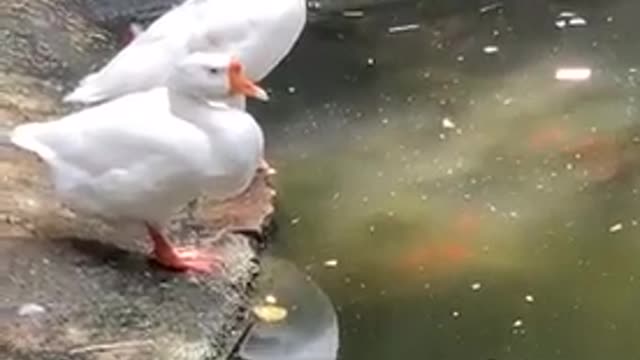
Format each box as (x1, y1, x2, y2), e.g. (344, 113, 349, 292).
(145, 222, 224, 273)
(258, 158, 277, 175)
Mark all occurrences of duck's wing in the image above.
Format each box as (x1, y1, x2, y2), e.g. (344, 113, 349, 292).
(12, 93, 211, 183)
(65, 0, 304, 104)
(63, 1, 201, 104)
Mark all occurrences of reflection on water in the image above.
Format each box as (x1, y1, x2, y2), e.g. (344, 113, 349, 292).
(239, 256, 338, 360)
(254, 0, 640, 358)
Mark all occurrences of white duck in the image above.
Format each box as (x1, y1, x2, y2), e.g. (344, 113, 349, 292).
(8, 52, 268, 273)
(64, 0, 307, 104)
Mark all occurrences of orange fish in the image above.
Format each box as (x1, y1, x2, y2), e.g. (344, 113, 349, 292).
(528, 125, 570, 152)
(562, 134, 621, 182)
(396, 208, 480, 273)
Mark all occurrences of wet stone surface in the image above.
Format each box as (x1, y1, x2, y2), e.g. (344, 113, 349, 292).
(0, 0, 276, 359)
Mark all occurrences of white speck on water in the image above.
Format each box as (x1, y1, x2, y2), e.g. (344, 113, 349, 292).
(381, 118, 389, 125)
(388, 23, 420, 34)
(509, 211, 519, 219)
(452, 310, 460, 318)
(555, 19, 567, 29)
(503, 98, 514, 105)
(367, 57, 375, 66)
(568, 17, 587, 26)
(308, 0, 321, 9)
(369, 225, 375, 233)
(606, 16, 614, 22)
(287, 86, 296, 94)
(442, 117, 456, 129)
(525, 294, 535, 303)
(456, 55, 465, 62)
(439, 133, 446, 140)
(290, 217, 301, 225)
(479, 2, 502, 14)
(513, 319, 524, 327)
(558, 11, 577, 17)
(471, 282, 482, 291)
(609, 223, 623, 233)
(342, 10, 364, 18)
(483, 45, 499, 54)
(18, 303, 46, 316)
(555, 67, 592, 81)
(323, 259, 339, 268)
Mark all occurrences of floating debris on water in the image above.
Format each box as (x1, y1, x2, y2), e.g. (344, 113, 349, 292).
(323, 259, 339, 268)
(568, 17, 587, 26)
(307, 1, 322, 9)
(366, 57, 375, 66)
(452, 310, 461, 318)
(525, 294, 535, 303)
(342, 10, 364, 18)
(253, 304, 288, 323)
(470, 282, 482, 291)
(287, 86, 296, 94)
(558, 11, 577, 17)
(512, 318, 524, 328)
(388, 24, 420, 34)
(555, 12, 587, 28)
(479, 2, 503, 14)
(442, 117, 456, 129)
(609, 223, 623, 233)
(483, 45, 499, 54)
(555, 67, 592, 81)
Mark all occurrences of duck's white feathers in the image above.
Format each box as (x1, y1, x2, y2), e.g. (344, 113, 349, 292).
(64, 0, 306, 103)
(12, 89, 264, 222)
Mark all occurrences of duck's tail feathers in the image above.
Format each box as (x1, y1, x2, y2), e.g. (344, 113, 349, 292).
(63, 73, 107, 104)
(9, 124, 56, 160)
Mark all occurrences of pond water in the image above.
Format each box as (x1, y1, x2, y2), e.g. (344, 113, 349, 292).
(251, 1, 640, 358)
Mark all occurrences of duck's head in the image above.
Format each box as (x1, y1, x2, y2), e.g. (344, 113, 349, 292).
(169, 52, 269, 102)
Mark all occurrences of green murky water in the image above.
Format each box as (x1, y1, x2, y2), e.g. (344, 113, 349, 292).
(254, 1, 640, 358)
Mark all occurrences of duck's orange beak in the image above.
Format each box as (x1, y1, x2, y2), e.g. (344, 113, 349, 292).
(228, 59, 269, 101)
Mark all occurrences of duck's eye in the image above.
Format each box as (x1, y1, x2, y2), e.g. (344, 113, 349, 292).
(208, 67, 220, 74)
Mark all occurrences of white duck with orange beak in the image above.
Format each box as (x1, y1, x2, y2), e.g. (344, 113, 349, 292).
(64, 0, 306, 104)
(7, 52, 268, 273)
